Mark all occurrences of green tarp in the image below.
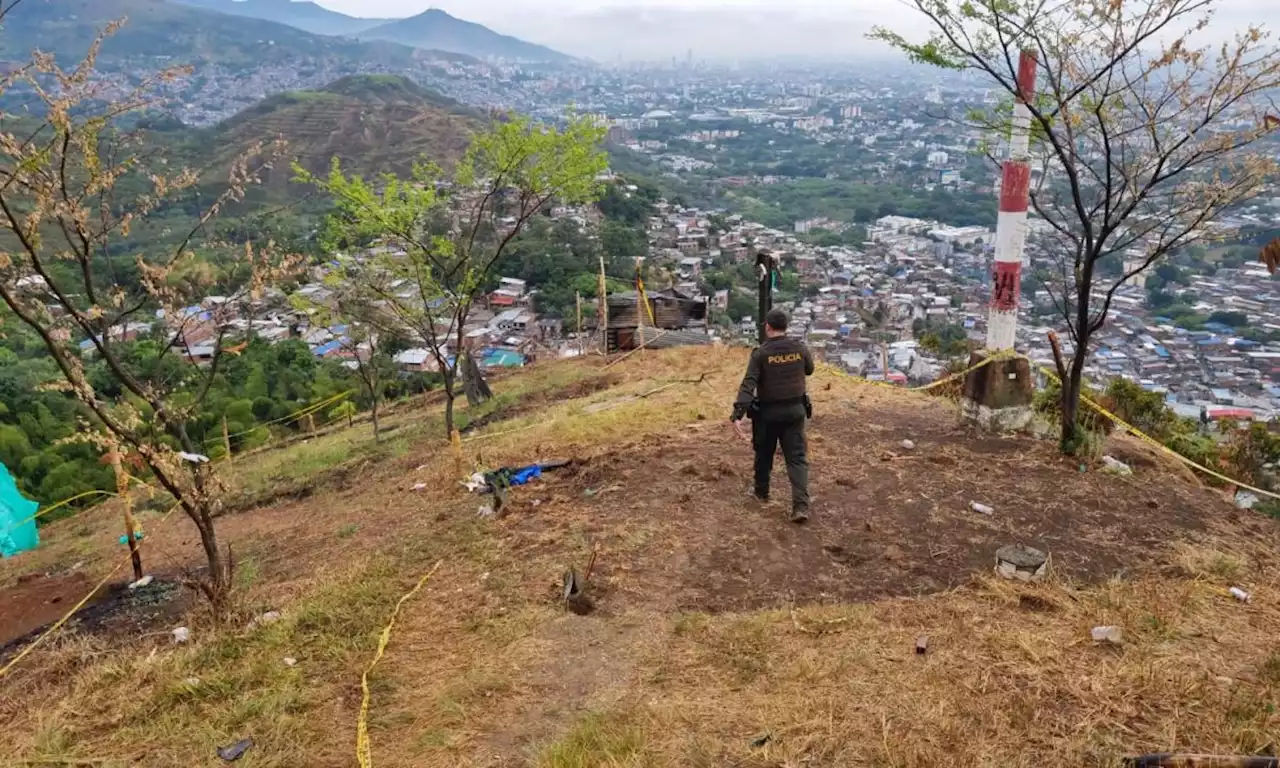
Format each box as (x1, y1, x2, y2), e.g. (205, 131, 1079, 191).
(0, 462, 38, 557)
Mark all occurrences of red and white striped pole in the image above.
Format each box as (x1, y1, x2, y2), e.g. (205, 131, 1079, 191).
(986, 50, 1037, 351)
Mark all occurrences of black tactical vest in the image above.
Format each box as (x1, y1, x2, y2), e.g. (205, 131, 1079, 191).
(756, 336, 808, 404)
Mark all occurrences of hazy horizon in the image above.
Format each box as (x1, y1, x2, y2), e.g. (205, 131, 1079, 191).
(298, 0, 1280, 62)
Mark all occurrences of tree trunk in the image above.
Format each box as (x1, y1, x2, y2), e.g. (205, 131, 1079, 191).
(371, 398, 381, 442)
(191, 502, 231, 613)
(346, 412, 353, 428)
(1059, 347, 1089, 454)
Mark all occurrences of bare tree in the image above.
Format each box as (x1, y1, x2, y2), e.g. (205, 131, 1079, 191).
(874, 0, 1280, 449)
(0, 27, 296, 610)
(296, 114, 608, 436)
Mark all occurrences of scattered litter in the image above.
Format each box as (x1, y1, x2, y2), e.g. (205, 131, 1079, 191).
(183, 677, 201, 686)
(1091, 625, 1123, 644)
(477, 504, 495, 518)
(750, 733, 772, 748)
(1235, 491, 1259, 510)
(128, 575, 154, 590)
(995, 544, 1048, 582)
(411, 482, 428, 492)
(969, 501, 995, 516)
(1101, 456, 1133, 476)
(915, 635, 928, 655)
(216, 737, 254, 762)
(900, 439, 915, 450)
(172, 626, 190, 644)
(415, 464, 428, 472)
(283, 657, 297, 667)
(178, 452, 210, 464)
(531, 499, 542, 507)
(1229, 586, 1252, 603)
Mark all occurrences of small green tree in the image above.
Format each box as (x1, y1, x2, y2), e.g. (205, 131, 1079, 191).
(330, 400, 358, 428)
(297, 115, 608, 435)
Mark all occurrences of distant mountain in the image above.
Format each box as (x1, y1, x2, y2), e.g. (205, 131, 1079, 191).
(201, 74, 482, 193)
(357, 9, 571, 63)
(0, 0, 418, 67)
(173, 0, 394, 37)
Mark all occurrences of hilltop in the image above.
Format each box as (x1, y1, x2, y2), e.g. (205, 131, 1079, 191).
(2, 346, 1279, 765)
(0, 0, 419, 68)
(356, 9, 573, 63)
(197, 74, 482, 193)
(173, 0, 395, 36)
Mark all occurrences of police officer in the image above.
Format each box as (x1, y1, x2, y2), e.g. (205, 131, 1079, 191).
(732, 308, 814, 523)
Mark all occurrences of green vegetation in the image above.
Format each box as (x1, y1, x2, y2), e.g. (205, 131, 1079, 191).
(727, 179, 995, 231)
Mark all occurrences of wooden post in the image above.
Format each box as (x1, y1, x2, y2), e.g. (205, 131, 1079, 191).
(575, 291, 583, 356)
(598, 256, 609, 354)
(881, 344, 891, 384)
(305, 412, 316, 435)
(110, 448, 144, 581)
(221, 415, 233, 464)
(451, 428, 463, 480)
(755, 249, 774, 344)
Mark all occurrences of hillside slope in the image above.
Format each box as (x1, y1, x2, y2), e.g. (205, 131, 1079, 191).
(173, 0, 394, 36)
(3, 347, 1278, 765)
(357, 8, 571, 63)
(0, 0, 417, 67)
(195, 74, 481, 193)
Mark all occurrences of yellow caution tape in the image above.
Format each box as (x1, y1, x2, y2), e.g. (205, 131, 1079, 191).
(0, 489, 118, 540)
(356, 559, 443, 768)
(0, 502, 182, 680)
(208, 389, 355, 445)
(1032, 362, 1280, 502)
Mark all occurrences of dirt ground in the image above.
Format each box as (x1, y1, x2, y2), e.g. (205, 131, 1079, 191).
(491, 397, 1270, 614)
(3, 348, 1278, 767)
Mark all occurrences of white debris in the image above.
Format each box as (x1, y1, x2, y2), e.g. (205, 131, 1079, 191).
(411, 482, 428, 492)
(178, 452, 211, 464)
(900, 439, 915, 450)
(283, 657, 297, 667)
(462, 472, 488, 493)
(477, 504, 495, 518)
(1229, 586, 1252, 603)
(1091, 625, 1122, 644)
(969, 501, 995, 516)
(248, 610, 282, 630)
(1101, 456, 1133, 476)
(183, 677, 201, 686)
(127, 575, 154, 590)
(171, 626, 190, 644)
(1235, 491, 1259, 510)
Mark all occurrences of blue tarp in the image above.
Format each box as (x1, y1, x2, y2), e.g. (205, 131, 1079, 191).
(0, 463, 38, 557)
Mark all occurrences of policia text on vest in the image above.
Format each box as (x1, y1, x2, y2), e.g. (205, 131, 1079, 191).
(732, 310, 814, 523)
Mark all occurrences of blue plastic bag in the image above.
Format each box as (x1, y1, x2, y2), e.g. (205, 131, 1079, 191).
(0, 463, 38, 558)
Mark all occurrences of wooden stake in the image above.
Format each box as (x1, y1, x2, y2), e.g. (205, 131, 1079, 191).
(221, 415, 233, 464)
(881, 344, 891, 384)
(305, 412, 316, 435)
(575, 291, 583, 357)
(598, 255, 609, 354)
(109, 447, 143, 581)
(450, 428, 463, 480)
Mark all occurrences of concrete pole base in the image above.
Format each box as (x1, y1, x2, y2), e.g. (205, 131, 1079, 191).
(961, 350, 1035, 432)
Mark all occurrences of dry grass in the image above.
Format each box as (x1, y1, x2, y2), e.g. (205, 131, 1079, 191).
(5, 345, 1280, 767)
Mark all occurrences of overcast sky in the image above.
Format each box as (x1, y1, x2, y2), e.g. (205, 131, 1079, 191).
(308, 0, 1280, 61)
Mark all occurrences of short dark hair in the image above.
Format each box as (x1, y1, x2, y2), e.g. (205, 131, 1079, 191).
(765, 308, 789, 332)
